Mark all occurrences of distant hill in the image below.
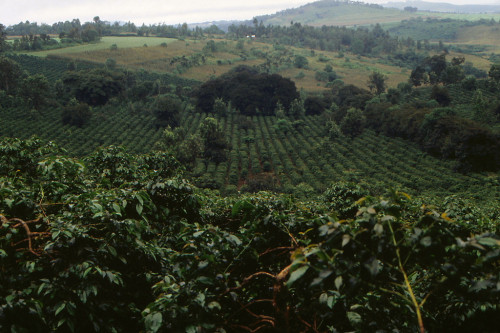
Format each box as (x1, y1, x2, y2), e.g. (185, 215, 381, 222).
(253, 0, 416, 27)
(384, 1, 500, 13)
(193, 0, 500, 31)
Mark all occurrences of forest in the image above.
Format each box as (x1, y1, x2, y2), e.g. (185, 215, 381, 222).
(0, 1, 499, 331)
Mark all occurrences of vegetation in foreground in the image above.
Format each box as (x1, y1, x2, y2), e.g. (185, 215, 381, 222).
(0, 137, 498, 332)
(1, 7, 500, 331)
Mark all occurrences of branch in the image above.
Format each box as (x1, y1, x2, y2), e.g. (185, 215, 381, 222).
(2, 216, 46, 256)
(388, 220, 425, 333)
(259, 246, 294, 257)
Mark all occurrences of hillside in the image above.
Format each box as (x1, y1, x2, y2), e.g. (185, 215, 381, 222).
(255, 0, 416, 27)
(250, 0, 500, 28)
(18, 36, 412, 92)
(1, 136, 498, 332)
(384, 1, 500, 13)
(1, 10, 500, 332)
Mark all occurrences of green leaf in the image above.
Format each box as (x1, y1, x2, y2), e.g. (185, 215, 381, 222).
(327, 296, 336, 309)
(186, 326, 197, 333)
(55, 302, 66, 316)
(195, 293, 206, 306)
(193, 230, 204, 238)
(83, 267, 92, 278)
(37, 283, 46, 295)
(136, 203, 143, 215)
(4, 198, 14, 208)
(364, 258, 379, 276)
(335, 276, 343, 290)
(5, 294, 14, 305)
(420, 236, 432, 247)
(342, 234, 350, 247)
(477, 237, 500, 247)
(208, 301, 221, 311)
(0, 249, 7, 258)
(311, 269, 333, 286)
(57, 318, 66, 328)
(113, 203, 121, 215)
(145, 312, 162, 333)
(287, 265, 309, 286)
(196, 276, 214, 285)
(347, 311, 362, 325)
(135, 193, 144, 206)
(319, 292, 328, 305)
(107, 245, 117, 257)
(227, 234, 242, 246)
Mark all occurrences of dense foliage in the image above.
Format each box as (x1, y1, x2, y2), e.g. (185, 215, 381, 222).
(2, 13, 500, 329)
(195, 66, 299, 116)
(0, 137, 498, 332)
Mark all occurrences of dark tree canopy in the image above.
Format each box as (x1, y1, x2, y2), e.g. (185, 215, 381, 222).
(431, 85, 451, 106)
(304, 96, 326, 115)
(333, 84, 372, 110)
(199, 117, 230, 163)
(0, 24, 7, 53)
(61, 102, 92, 127)
(61, 69, 125, 106)
(152, 95, 183, 128)
(0, 56, 23, 94)
(21, 74, 51, 110)
(367, 71, 387, 95)
(195, 66, 299, 116)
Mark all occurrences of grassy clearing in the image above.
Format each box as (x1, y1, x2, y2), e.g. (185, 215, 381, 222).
(22, 36, 177, 57)
(453, 25, 500, 53)
(20, 36, 483, 92)
(29, 36, 412, 91)
(446, 51, 492, 72)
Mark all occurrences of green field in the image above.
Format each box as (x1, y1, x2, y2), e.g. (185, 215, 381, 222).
(20, 36, 176, 57)
(16, 36, 412, 91)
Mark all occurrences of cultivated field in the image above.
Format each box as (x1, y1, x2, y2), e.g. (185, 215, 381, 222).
(22, 36, 177, 57)
(23, 36, 413, 91)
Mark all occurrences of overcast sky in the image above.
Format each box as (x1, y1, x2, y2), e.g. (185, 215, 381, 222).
(2, 0, 500, 26)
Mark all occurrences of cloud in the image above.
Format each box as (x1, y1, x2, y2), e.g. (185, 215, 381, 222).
(1, 0, 310, 26)
(3, 0, 500, 26)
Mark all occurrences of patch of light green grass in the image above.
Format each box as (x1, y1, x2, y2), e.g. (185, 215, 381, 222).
(20, 36, 176, 57)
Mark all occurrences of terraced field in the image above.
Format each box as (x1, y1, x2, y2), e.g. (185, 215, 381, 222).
(3, 99, 495, 201)
(183, 112, 497, 199)
(0, 104, 163, 156)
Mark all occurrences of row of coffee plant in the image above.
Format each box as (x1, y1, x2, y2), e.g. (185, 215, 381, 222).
(177, 112, 498, 202)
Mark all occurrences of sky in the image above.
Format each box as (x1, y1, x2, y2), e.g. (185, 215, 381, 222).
(1, 0, 500, 27)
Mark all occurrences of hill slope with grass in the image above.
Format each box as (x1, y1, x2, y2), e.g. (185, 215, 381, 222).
(250, 0, 500, 28)
(384, 1, 500, 13)
(255, 0, 416, 27)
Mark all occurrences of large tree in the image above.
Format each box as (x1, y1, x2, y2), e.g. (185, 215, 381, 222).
(367, 71, 387, 95)
(488, 63, 500, 84)
(153, 95, 182, 128)
(0, 23, 7, 53)
(340, 107, 366, 137)
(0, 57, 23, 94)
(21, 74, 50, 110)
(61, 101, 92, 127)
(61, 69, 125, 106)
(199, 117, 229, 163)
(195, 66, 299, 116)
